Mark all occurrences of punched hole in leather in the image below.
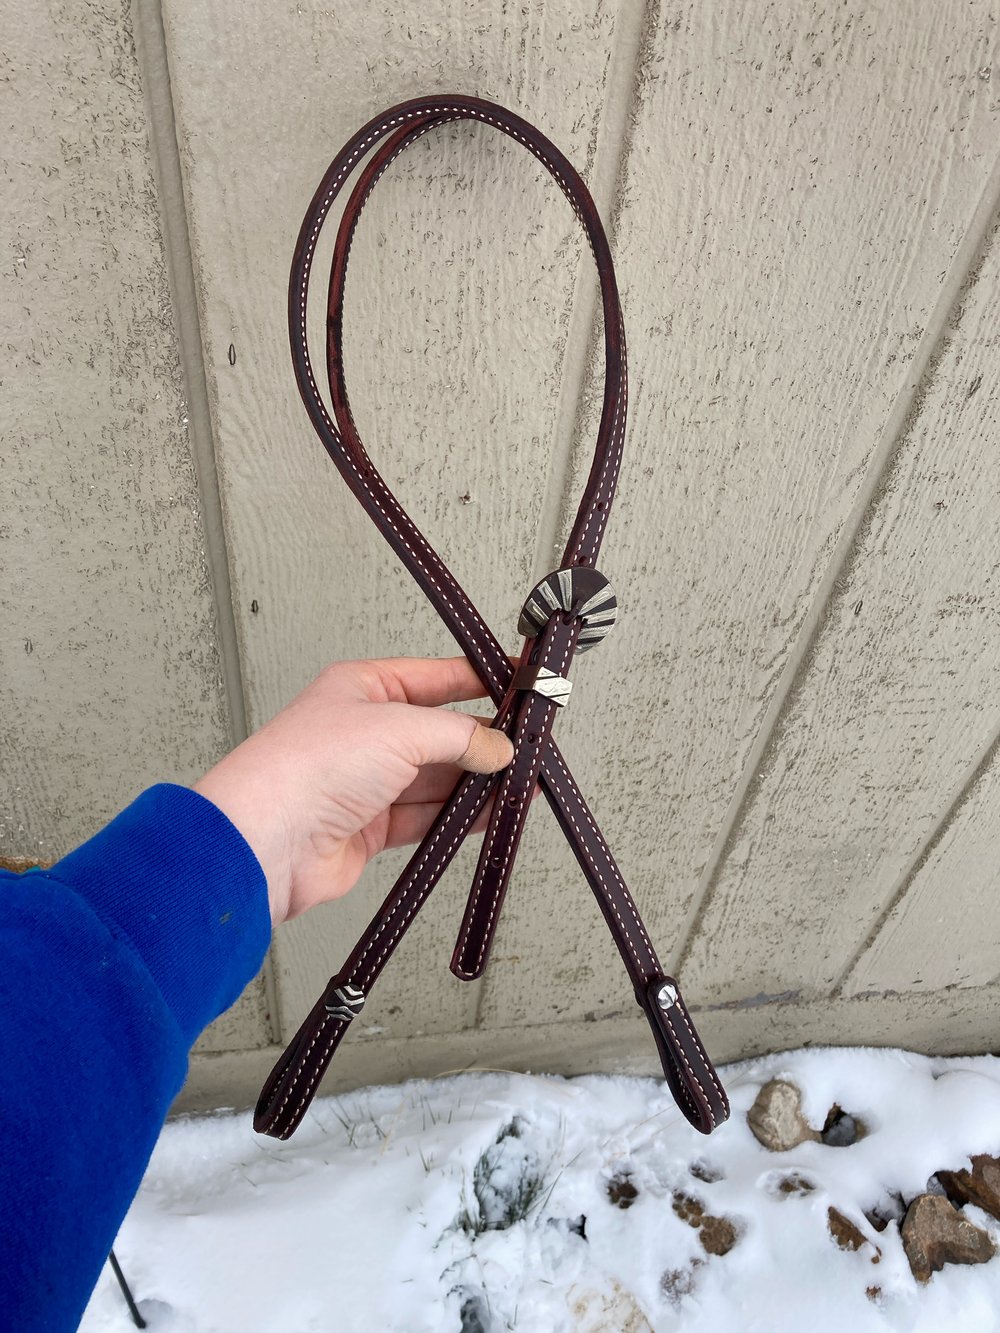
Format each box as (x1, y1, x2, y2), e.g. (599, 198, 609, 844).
(253, 94, 729, 1140)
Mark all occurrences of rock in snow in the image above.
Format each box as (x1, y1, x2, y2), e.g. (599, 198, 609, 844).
(821, 1104, 866, 1147)
(567, 1281, 652, 1333)
(747, 1078, 821, 1151)
(827, 1206, 881, 1263)
(671, 1192, 739, 1256)
(79, 1050, 1000, 1332)
(937, 1154, 1000, 1222)
(900, 1194, 996, 1283)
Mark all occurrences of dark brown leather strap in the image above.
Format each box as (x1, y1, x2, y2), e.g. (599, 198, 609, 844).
(254, 94, 728, 1139)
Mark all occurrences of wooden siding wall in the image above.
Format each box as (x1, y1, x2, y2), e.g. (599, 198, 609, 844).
(3, 0, 1000, 1112)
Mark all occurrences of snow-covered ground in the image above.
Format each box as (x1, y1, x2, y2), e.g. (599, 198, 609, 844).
(81, 1048, 1000, 1332)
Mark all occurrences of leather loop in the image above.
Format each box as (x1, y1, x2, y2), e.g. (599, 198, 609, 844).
(640, 977, 729, 1133)
(254, 94, 728, 1140)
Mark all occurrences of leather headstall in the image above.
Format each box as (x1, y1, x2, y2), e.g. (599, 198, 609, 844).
(254, 94, 729, 1139)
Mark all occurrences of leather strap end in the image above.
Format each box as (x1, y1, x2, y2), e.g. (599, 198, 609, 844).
(640, 976, 729, 1134)
(451, 693, 551, 980)
(254, 980, 356, 1139)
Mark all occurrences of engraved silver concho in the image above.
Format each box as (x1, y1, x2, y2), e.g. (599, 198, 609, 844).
(517, 567, 617, 652)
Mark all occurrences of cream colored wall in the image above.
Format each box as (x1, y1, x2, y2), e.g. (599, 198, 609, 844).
(3, 0, 1000, 1115)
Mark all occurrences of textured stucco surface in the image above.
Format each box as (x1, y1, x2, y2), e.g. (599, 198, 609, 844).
(0, 0, 270, 1050)
(5, 0, 1000, 1109)
(0, 3, 227, 850)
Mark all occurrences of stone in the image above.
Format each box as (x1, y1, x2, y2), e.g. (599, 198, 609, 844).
(937, 1154, 1000, 1222)
(827, 1207, 880, 1262)
(672, 1193, 739, 1256)
(821, 1104, 865, 1147)
(569, 1281, 652, 1332)
(747, 1079, 821, 1152)
(699, 1215, 739, 1256)
(777, 1173, 816, 1196)
(901, 1193, 996, 1282)
(607, 1173, 639, 1209)
(672, 1192, 705, 1226)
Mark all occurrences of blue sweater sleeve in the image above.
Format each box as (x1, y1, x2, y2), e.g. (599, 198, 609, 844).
(0, 784, 271, 1332)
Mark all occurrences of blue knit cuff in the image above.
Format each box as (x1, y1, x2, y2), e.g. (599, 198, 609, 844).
(43, 784, 271, 1046)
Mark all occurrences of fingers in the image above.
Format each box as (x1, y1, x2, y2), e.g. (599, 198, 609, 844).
(391, 703, 514, 775)
(396, 717, 496, 803)
(384, 797, 494, 849)
(383, 783, 541, 850)
(358, 654, 520, 708)
(369, 656, 494, 707)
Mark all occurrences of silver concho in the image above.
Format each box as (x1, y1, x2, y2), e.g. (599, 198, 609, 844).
(511, 664, 573, 707)
(324, 983, 365, 1022)
(517, 567, 617, 652)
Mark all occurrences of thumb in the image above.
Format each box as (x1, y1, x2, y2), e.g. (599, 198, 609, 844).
(396, 705, 514, 774)
(456, 715, 515, 774)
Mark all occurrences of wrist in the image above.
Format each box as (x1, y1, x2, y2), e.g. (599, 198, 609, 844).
(194, 756, 293, 925)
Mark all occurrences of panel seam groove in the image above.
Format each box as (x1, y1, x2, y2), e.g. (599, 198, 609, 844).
(132, 2, 281, 1047)
(471, 0, 653, 1035)
(669, 143, 1000, 980)
(831, 716, 1000, 996)
(132, 0, 249, 752)
(526, 0, 653, 580)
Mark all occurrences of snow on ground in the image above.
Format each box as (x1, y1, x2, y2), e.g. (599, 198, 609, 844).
(81, 1047, 1000, 1332)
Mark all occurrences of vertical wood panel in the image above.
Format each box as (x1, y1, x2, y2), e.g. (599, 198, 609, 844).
(155, 0, 1000, 1086)
(841, 748, 1000, 996)
(479, 0, 1000, 1031)
(683, 197, 1000, 1001)
(831, 226, 1000, 998)
(160, 0, 627, 1046)
(1, 0, 273, 1054)
(0, 2, 229, 852)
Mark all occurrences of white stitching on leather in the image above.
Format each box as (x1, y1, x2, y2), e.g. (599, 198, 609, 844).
(452, 615, 580, 977)
(663, 1004, 717, 1129)
(452, 699, 537, 977)
(265, 103, 719, 1135)
(669, 997, 727, 1110)
(542, 745, 655, 968)
(269, 773, 492, 1127)
(572, 314, 627, 562)
(296, 106, 614, 685)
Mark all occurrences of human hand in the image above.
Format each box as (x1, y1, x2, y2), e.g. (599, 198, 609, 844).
(194, 657, 513, 925)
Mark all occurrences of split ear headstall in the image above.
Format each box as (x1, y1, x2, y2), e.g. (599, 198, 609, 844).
(254, 95, 729, 1139)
